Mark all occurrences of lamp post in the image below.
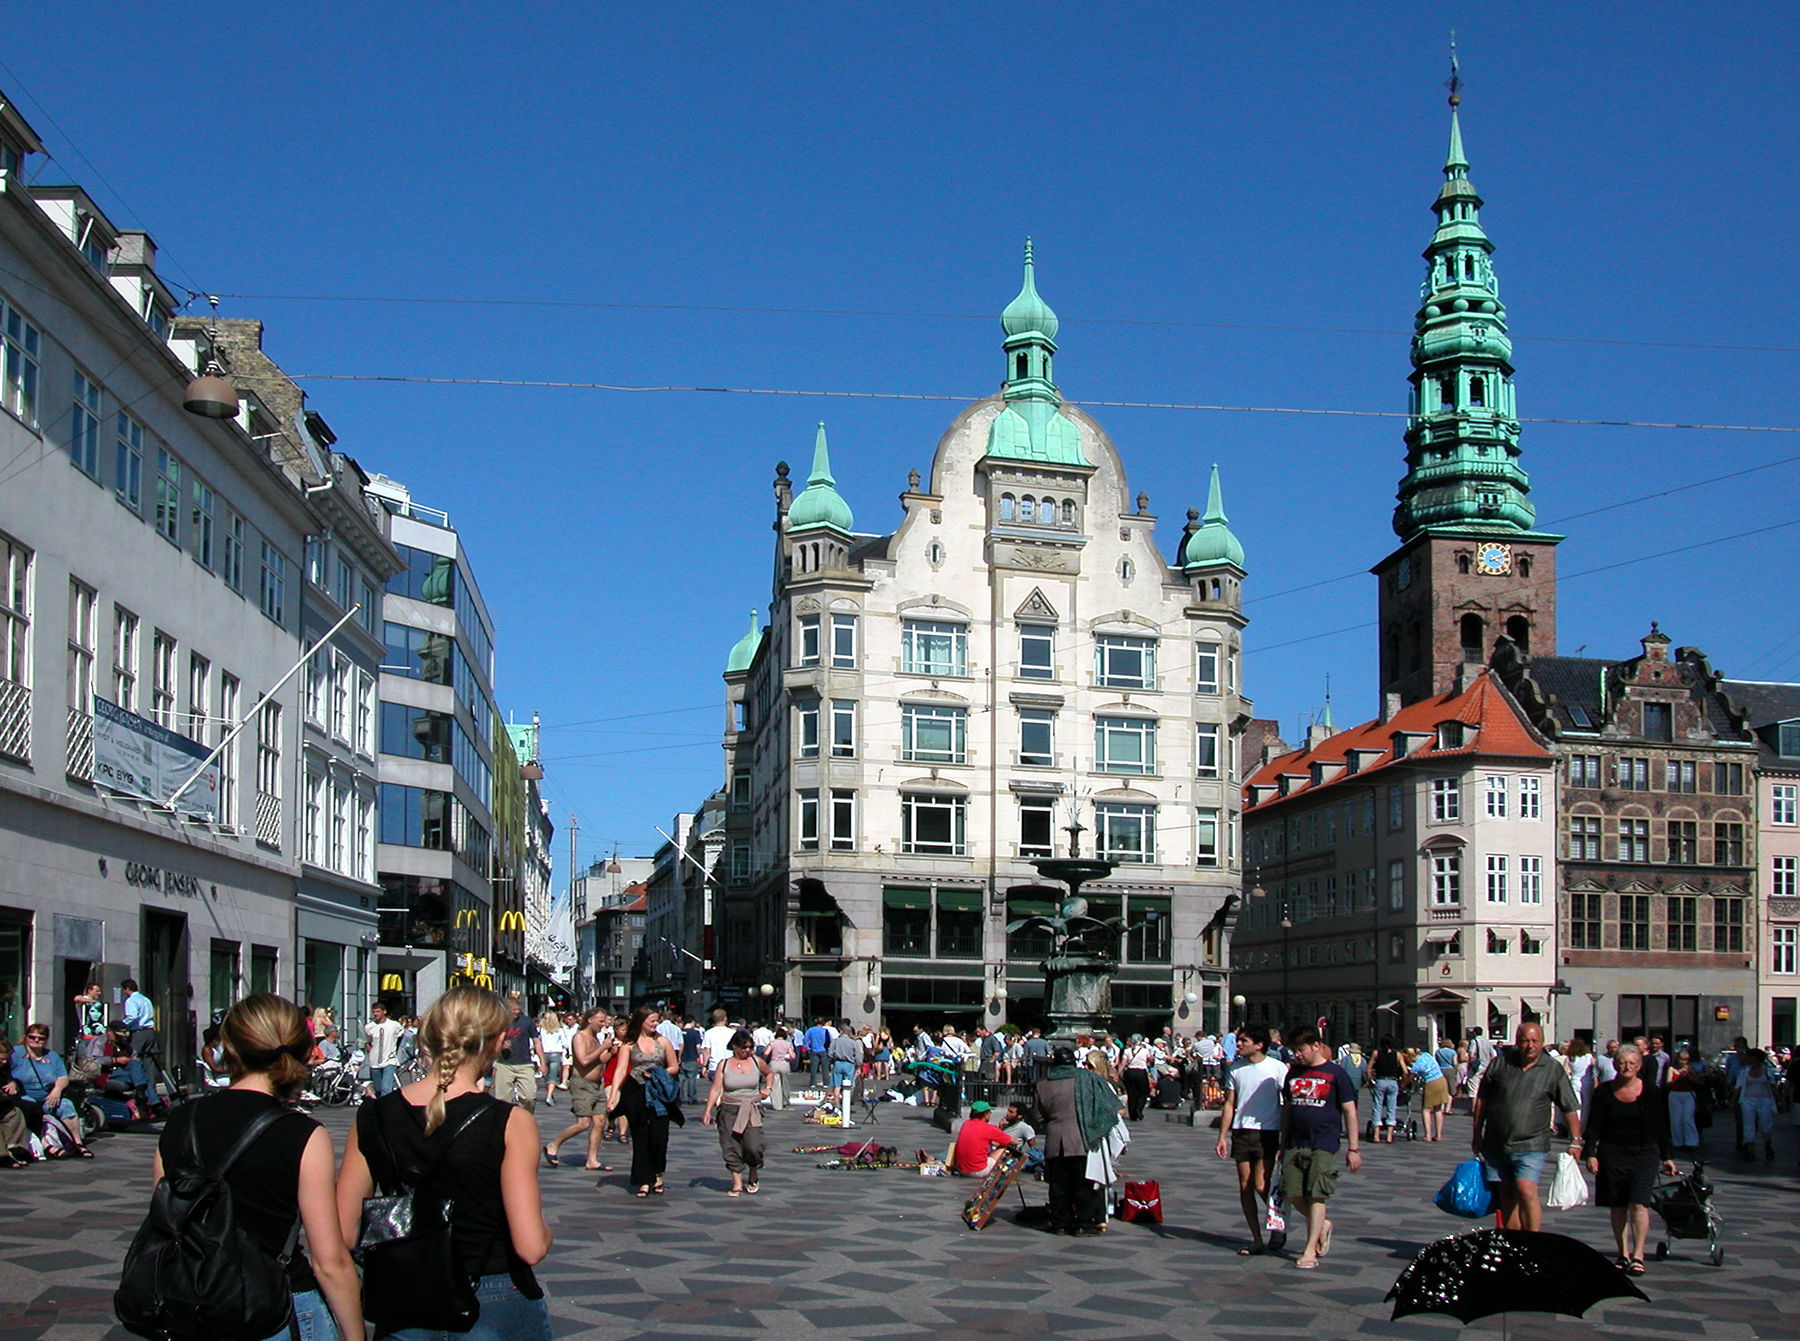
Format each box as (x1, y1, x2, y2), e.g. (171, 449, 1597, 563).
(1586, 991, 1604, 1040)
(1250, 882, 1293, 1031)
(1231, 993, 1246, 1030)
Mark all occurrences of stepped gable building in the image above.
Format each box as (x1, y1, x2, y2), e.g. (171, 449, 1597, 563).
(1494, 631, 1761, 1053)
(720, 245, 1248, 1037)
(1237, 672, 1556, 1049)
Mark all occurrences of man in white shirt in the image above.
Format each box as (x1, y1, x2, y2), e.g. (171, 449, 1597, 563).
(363, 1001, 405, 1097)
(699, 1007, 737, 1078)
(1214, 1024, 1290, 1255)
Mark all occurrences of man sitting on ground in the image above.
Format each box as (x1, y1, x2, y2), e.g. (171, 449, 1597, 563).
(952, 1099, 1017, 1176)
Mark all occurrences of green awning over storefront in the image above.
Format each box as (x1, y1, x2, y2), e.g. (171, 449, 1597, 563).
(883, 886, 931, 909)
(1008, 899, 1055, 917)
(936, 888, 982, 912)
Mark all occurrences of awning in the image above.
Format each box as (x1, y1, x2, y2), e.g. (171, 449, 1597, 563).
(1008, 899, 1056, 917)
(1519, 997, 1546, 1018)
(1424, 928, 1461, 944)
(937, 888, 982, 912)
(882, 886, 930, 909)
(1418, 988, 1469, 1005)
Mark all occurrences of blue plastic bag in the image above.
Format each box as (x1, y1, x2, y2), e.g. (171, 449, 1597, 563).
(1434, 1158, 1493, 1218)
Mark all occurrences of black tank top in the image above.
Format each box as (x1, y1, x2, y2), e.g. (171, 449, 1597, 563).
(356, 1090, 534, 1285)
(157, 1090, 320, 1292)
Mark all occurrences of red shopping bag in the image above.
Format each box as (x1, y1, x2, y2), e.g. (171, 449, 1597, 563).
(1119, 1179, 1164, 1224)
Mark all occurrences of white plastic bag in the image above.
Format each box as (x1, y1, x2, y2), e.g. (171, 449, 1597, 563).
(1546, 1151, 1589, 1211)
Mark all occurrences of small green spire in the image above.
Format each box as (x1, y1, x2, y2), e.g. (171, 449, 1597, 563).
(1444, 37, 1468, 176)
(1182, 463, 1246, 571)
(987, 240, 1088, 465)
(786, 421, 855, 534)
(1001, 237, 1060, 341)
(725, 609, 763, 673)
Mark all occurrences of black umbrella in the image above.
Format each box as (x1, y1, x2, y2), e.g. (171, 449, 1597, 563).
(1386, 1228, 1648, 1325)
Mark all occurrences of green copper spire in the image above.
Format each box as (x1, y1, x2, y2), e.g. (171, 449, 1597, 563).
(725, 609, 763, 673)
(1392, 58, 1537, 540)
(786, 421, 855, 534)
(987, 240, 1088, 466)
(1181, 464, 1246, 572)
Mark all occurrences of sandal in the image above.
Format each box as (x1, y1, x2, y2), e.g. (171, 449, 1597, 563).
(1236, 1243, 1266, 1256)
(652, 1179, 665, 1195)
(726, 1188, 742, 1198)
(745, 1180, 760, 1194)
(584, 1162, 612, 1172)
(542, 1146, 560, 1168)
(634, 1187, 651, 1198)
(1318, 1221, 1333, 1258)
(1628, 1259, 1646, 1276)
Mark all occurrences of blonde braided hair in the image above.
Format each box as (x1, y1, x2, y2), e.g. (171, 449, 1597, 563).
(416, 985, 509, 1135)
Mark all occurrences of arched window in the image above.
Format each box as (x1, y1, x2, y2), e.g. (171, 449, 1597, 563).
(1040, 497, 1056, 524)
(1469, 376, 1485, 408)
(1438, 376, 1456, 409)
(1062, 499, 1075, 525)
(1463, 255, 1475, 280)
(1016, 352, 1029, 380)
(1460, 613, 1486, 660)
(1518, 555, 1532, 577)
(1505, 616, 1531, 651)
(1119, 558, 1134, 582)
(1021, 495, 1036, 523)
(999, 493, 1015, 522)
(1457, 552, 1471, 575)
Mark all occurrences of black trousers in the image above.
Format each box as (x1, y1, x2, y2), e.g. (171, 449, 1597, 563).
(1045, 1155, 1101, 1230)
(620, 1078, 670, 1189)
(1122, 1068, 1151, 1121)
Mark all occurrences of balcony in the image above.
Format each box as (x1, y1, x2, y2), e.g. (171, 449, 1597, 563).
(0, 678, 27, 760)
(66, 708, 93, 781)
(254, 792, 282, 849)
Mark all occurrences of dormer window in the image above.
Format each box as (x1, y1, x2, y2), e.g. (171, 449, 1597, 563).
(76, 213, 107, 269)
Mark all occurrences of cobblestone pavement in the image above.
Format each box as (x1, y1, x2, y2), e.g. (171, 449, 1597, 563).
(3, 1094, 1797, 1340)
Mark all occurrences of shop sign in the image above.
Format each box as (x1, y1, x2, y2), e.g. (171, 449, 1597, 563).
(124, 862, 205, 899)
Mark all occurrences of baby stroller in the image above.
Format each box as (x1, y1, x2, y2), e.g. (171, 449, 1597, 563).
(1651, 1162, 1723, 1266)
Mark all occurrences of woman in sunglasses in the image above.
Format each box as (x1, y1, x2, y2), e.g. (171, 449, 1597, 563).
(701, 1030, 771, 1196)
(10, 1024, 90, 1155)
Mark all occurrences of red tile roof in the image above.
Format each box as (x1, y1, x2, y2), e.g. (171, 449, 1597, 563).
(1242, 671, 1549, 813)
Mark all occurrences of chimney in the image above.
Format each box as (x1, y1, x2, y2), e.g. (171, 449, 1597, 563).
(1380, 692, 1402, 724)
(1306, 721, 1334, 750)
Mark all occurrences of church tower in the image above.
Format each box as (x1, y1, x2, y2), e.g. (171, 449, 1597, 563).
(1373, 62, 1560, 705)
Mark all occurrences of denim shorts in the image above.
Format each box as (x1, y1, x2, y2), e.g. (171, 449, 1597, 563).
(1480, 1148, 1548, 1187)
(261, 1290, 337, 1341)
(377, 1274, 550, 1341)
(831, 1060, 856, 1086)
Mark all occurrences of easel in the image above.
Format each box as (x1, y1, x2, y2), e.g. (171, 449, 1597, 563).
(961, 1147, 1027, 1229)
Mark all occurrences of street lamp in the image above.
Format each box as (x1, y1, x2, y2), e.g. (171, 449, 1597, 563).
(1249, 881, 1293, 1031)
(1231, 993, 1246, 1029)
(1586, 991, 1604, 1039)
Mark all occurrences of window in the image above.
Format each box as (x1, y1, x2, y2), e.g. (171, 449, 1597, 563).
(1619, 818, 1650, 863)
(1486, 854, 1508, 903)
(1094, 635, 1155, 688)
(222, 512, 245, 593)
(1773, 856, 1799, 900)
(1095, 803, 1155, 863)
(1666, 760, 1696, 793)
(66, 579, 95, 716)
(359, 580, 378, 635)
(1713, 897, 1745, 954)
(1018, 624, 1054, 680)
(901, 703, 966, 764)
(795, 702, 819, 758)
(998, 493, 1015, 522)
(1020, 795, 1056, 858)
(1567, 755, 1601, 788)
(1388, 784, 1405, 829)
(1618, 757, 1650, 790)
(1519, 931, 1542, 955)
(1519, 855, 1543, 904)
(797, 789, 819, 851)
(331, 653, 350, 740)
(1486, 929, 1509, 955)
(1096, 715, 1155, 774)
(830, 613, 857, 668)
(936, 888, 983, 958)
(355, 791, 373, 880)
(1484, 775, 1508, 818)
(1772, 784, 1797, 827)
(2, 297, 41, 426)
(1018, 708, 1054, 766)
(1569, 893, 1603, 950)
(115, 411, 144, 511)
(901, 792, 966, 855)
(1781, 724, 1800, 758)
(1774, 926, 1798, 976)
(1194, 723, 1220, 778)
(1643, 701, 1673, 742)
(731, 843, 751, 881)
(304, 769, 324, 863)
(217, 674, 239, 827)
(187, 652, 210, 739)
(883, 887, 931, 955)
(70, 370, 101, 477)
(259, 543, 287, 626)
(1431, 777, 1460, 821)
(1668, 896, 1698, 952)
(1669, 820, 1697, 865)
(303, 646, 325, 725)
(1196, 639, 1221, 694)
(255, 701, 282, 847)
(151, 630, 176, 728)
(1195, 807, 1220, 866)
(354, 671, 373, 755)
(796, 614, 820, 667)
(1518, 775, 1541, 819)
(731, 769, 751, 810)
(830, 699, 856, 758)
(333, 555, 353, 612)
(154, 447, 182, 543)
(1713, 821, 1745, 866)
(1619, 894, 1651, 951)
(1569, 814, 1602, 860)
(1430, 850, 1461, 906)
(111, 605, 138, 710)
(830, 789, 855, 851)
(1715, 761, 1745, 795)
(901, 620, 967, 676)
(190, 478, 216, 570)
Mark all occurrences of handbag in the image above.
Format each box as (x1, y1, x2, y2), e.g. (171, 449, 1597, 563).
(1118, 1179, 1164, 1224)
(1434, 1158, 1494, 1218)
(354, 1095, 500, 1331)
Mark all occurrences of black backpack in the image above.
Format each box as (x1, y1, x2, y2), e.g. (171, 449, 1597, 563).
(115, 1103, 302, 1340)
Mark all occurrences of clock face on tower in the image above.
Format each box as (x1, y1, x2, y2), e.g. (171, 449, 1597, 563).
(1475, 542, 1512, 576)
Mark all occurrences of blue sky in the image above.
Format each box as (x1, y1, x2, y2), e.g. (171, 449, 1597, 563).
(10, 6, 1798, 874)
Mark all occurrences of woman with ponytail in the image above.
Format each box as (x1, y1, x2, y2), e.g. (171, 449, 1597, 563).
(148, 993, 363, 1339)
(336, 986, 553, 1340)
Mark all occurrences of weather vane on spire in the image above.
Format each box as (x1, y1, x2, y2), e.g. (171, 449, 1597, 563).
(1446, 32, 1462, 108)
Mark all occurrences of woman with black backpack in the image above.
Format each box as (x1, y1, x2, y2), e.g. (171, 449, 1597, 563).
(128, 992, 362, 1339)
(335, 985, 553, 1340)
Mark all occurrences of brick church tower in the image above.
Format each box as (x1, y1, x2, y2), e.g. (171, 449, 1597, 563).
(1373, 71, 1561, 705)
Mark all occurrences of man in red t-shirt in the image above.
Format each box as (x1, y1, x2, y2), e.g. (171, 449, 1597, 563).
(952, 1100, 1017, 1175)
